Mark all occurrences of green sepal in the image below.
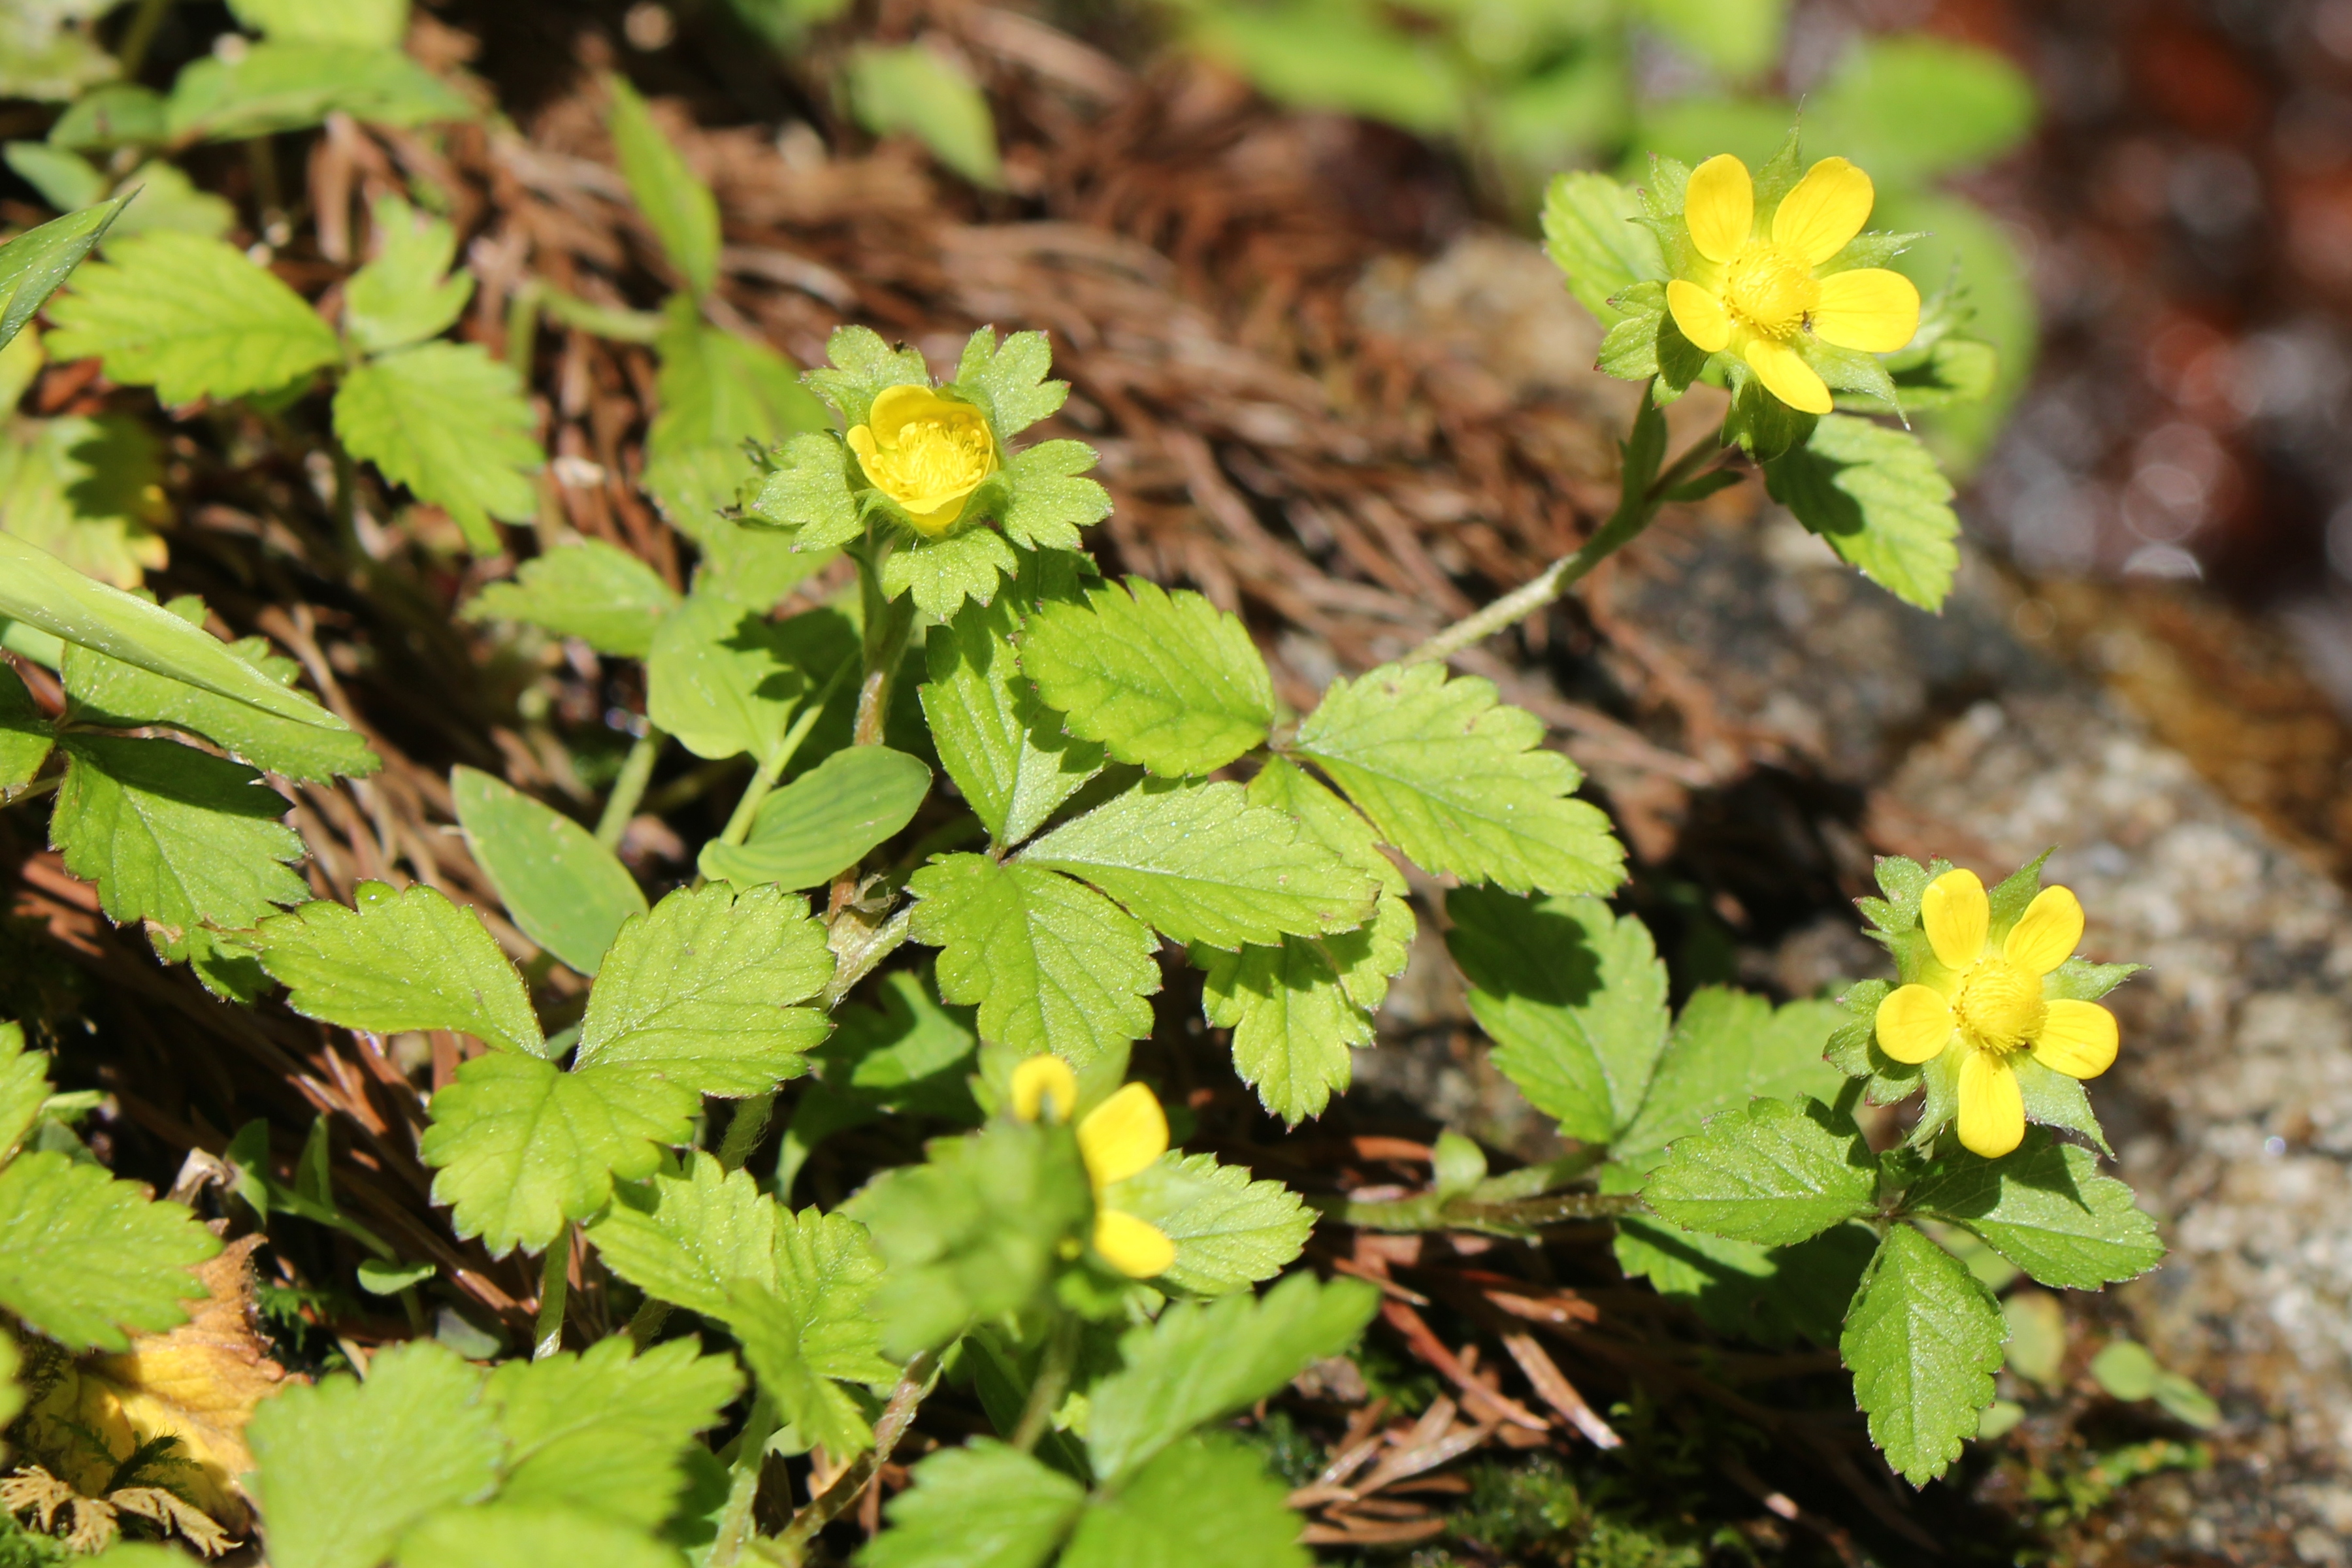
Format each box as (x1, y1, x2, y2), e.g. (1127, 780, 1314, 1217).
(1722, 370, 1818, 463)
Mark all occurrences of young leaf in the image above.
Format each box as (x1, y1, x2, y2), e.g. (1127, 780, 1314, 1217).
(864, 1440, 1086, 1568)
(847, 44, 1004, 189)
(253, 883, 546, 1058)
(463, 541, 681, 660)
(951, 328, 1066, 440)
(1841, 1224, 2006, 1486)
(997, 438, 1111, 552)
(880, 527, 1021, 621)
(726, 1206, 901, 1455)
(1905, 1132, 2163, 1290)
(1060, 1436, 1309, 1568)
(1446, 889, 1667, 1145)
(342, 195, 472, 355)
(451, 766, 647, 977)
(335, 341, 543, 555)
(921, 587, 1104, 848)
(1106, 1151, 1314, 1296)
(0, 197, 127, 351)
(1763, 414, 1959, 613)
(1541, 170, 1665, 327)
(46, 231, 340, 404)
(487, 1337, 742, 1529)
(0, 1151, 218, 1352)
(393, 1504, 678, 1568)
(605, 74, 720, 300)
(165, 43, 474, 142)
(742, 431, 862, 551)
(1021, 779, 1378, 951)
(698, 745, 932, 890)
(647, 596, 856, 766)
(1641, 1097, 1879, 1246)
(1295, 662, 1624, 897)
(1021, 579, 1274, 778)
(590, 1152, 777, 1322)
(802, 325, 931, 430)
(572, 883, 834, 1096)
(1615, 989, 1848, 1166)
(907, 855, 1159, 1064)
(1, 662, 54, 800)
(0, 1021, 50, 1162)
(246, 1341, 503, 1568)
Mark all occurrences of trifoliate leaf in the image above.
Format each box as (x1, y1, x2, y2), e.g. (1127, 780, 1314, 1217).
(1083, 1272, 1378, 1484)
(1237, 757, 1415, 982)
(921, 581, 1104, 848)
(1541, 170, 1665, 327)
(486, 1337, 741, 1529)
(165, 42, 474, 142)
(1060, 1436, 1309, 1568)
(0, 1151, 216, 1352)
(451, 766, 645, 977)
(252, 883, 545, 1057)
(728, 1207, 900, 1455)
(865, 1439, 1085, 1568)
(1842, 1223, 2005, 1485)
(46, 232, 340, 405)
(63, 598, 380, 783)
(419, 1053, 691, 1257)
(343, 196, 472, 355)
(1616, 988, 1847, 1166)
(465, 542, 679, 659)
(1021, 579, 1273, 778)
(698, 745, 932, 891)
(247, 1341, 502, 1568)
(393, 1504, 678, 1568)
(743, 431, 863, 552)
(803, 325, 930, 429)
(881, 527, 1019, 621)
(335, 342, 542, 554)
(1642, 1097, 1879, 1246)
(572, 883, 832, 1097)
(1764, 414, 1959, 613)
(647, 595, 857, 766)
(996, 439, 1109, 552)
(0, 412, 168, 589)
(591, 1152, 776, 1320)
(643, 298, 828, 540)
(605, 73, 719, 299)
(229, 0, 410, 48)
(1446, 889, 1667, 1145)
(1296, 662, 1624, 897)
(1906, 1132, 2163, 1290)
(50, 734, 309, 964)
(907, 855, 1159, 1065)
(1021, 779, 1378, 951)
(1, 662, 54, 801)
(1105, 1151, 1313, 1297)
(0, 198, 129, 351)
(951, 327, 1064, 439)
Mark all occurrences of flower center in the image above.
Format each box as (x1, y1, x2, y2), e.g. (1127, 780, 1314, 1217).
(1952, 958, 2048, 1054)
(864, 417, 994, 505)
(1723, 240, 1819, 338)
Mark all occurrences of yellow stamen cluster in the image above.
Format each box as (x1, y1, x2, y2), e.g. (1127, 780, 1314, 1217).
(846, 384, 998, 534)
(1009, 1055, 1177, 1279)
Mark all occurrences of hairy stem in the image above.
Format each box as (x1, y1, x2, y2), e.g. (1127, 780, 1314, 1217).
(713, 660, 849, 853)
(774, 1347, 943, 1556)
(531, 1228, 570, 1360)
(706, 1394, 779, 1568)
(595, 724, 665, 850)
(716, 1093, 774, 1173)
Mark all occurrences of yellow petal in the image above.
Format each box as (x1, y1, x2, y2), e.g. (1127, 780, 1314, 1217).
(2004, 885, 2084, 977)
(1092, 1209, 1177, 1279)
(1684, 154, 1754, 265)
(868, 382, 945, 440)
(1010, 1054, 1079, 1123)
(1077, 1081, 1168, 1188)
(1667, 279, 1733, 353)
(2033, 1000, 2118, 1080)
(1875, 983, 1956, 1064)
(1742, 336, 1831, 414)
(1772, 156, 1874, 265)
(1921, 868, 1989, 971)
(1957, 1049, 2025, 1158)
(1811, 268, 1920, 353)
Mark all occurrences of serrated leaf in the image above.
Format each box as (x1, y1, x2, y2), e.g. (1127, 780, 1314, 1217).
(573, 883, 832, 1096)
(921, 589, 1105, 848)
(1611, 1203, 1874, 1349)
(1642, 1097, 1878, 1246)
(51, 734, 309, 962)
(1060, 1435, 1309, 1568)
(1843, 1224, 2004, 1485)
(1296, 661, 1624, 897)
(951, 327, 1064, 439)
(336, 342, 542, 554)
(1, 661, 55, 800)
(104, 159, 239, 249)
(0, 198, 127, 351)
(699, 745, 932, 891)
(1446, 889, 1667, 1145)
(1022, 779, 1377, 951)
(451, 766, 645, 977)
(0, 1021, 50, 1163)
(419, 1053, 691, 1256)
(996, 439, 1110, 553)
(0, 411, 169, 589)
(1541, 170, 1664, 327)
(464, 541, 680, 659)
(1764, 414, 1958, 612)
(343, 195, 472, 354)
(644, 299, 828, 544)
(605, 73, 719, 299)
(487, 1335, 740, 1529)
(728, 1206, 900, 1455)
(743, 431, 862, 551)
(1105, 1151, 1313, 1296)
(1906, 1132, 2163, 1290)
(881, 527, 1019, 620)
(865, 1439, 1085, 1568)
(1198, 936, 1367, 1125)
(46, 231, 340, 404)
(591, 1151, 777, 1320)
(802, 325, 930, 430)
(253, 883, 545, 1057)
(907, 855, 1158, 1064)
(1022, 579, 1272, 777)
(247, 1340, 502, 1568)
(0, 1151, 217, 1352)
(166, 41, 474, 142)
(647, 596, 856, 766)
(1083, 1272, 1377, 1484)
(392, 1503, 679, 1568)
(1617, 989, 1847, 1165)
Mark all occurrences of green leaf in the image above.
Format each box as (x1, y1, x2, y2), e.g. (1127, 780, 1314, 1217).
(50, 733, 310, 962)
(5, 142, 106, 218)
(0, 1021, 50, 1164)
(1021, 579, 1273, 778)
(248, 1340, 502, 1568)
(922, 588, 1105, 848)
(336, 342, 543, 554)
(1183, 1, 1459, 138)
(1616, 989, 1847, 1165)
(2152, 1371, 2221, 1429)
(573, 883, 832, 1096)
(463, 542, 679, 660)
(1021, 779, 1378, 951)
(0, 410, 169, 590)
(253, 883, 546, 1056)
(229, 0, 410, 47)
(951, 328, 1065, 439)
(907, 855, 1158, 1064)
(0, 662, 54, 800)
(1106, 1151, 1314, 1297)
(451, 766, 646, 977)
(47, 86, 165, 152)
(165, 41, 474, 142)
(1446, 889, 1667, 1144)
(743, 431, 862, 552)
(1296, 662, 1624, 897)
(0, 198, 127, 351)
(591, 1152, 777, 1320)
(1763, 414, 1958, 612)
(0, 8, 114, 107)
(1842, 1223, 2005, 1486)
(847, 44, 1004, 189)
(46, 231, 340, 404)
(2043, 957, 2142, 1004)
(802, 325, 930, 431)
(1906, 1132, 2163, 1290)
(996, 439, 1110, 553)
(343, 196, 472, 354)
(1541, 171, 1664, 327)
(420, 1053, 691, 1256)
(727, 1206, 900, 1455)
(63, 596, 380, 783)
(487, 1335, 741, 1529)
(1061, 1435, 1308, 1568)
(1642, 1096, 1878, 1245)
(2087, 1338, 2156, 1401)
(644, 299, 828, 543)
(699, 745, 932, 890)
(392, 1505, 679, 1568)
(1611, 1204, 1874, 1348)
(1084, 1272, 1378, 1484)
(605, 73, 720, 299)
(865, 1440, 1085, 1568)
(647, 595, 856, 765)
(1628, 0, 1788, 79)
(1808, 36, 2036, 186)
(0, 1150, 218, 1351)
(881, 527, 1021, 621)
(103, 161, 238, 248)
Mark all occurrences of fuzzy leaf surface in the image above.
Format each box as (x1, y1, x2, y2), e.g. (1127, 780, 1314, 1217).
(0, 664, 46, 800)
(1764, 414, 1959, 612)
(1540, 171, 1664, 327)
(342, 197, 472, 354)
(727, 1206, 900, 1454)
(743, 431, 862, 550)
(589, 1151, 777, 1320)
(803, 325, 930, 429)
(1842, 1224, 2004, 1486)
(253, 883, 545, 1056)
(0, 1151, 217, 1352)
(392, 1504, 678, 1568)
(1642, 1098, 1878, 1245)
(921, 586, 1103, 847)
(1107, 1151, 1315, 1296)
(996, 439, 1109, 551)
(1616, 989, 1847, 1165)
(452, 766, 646, 977)
(487, 1337, 741, 1529)
(951, 328, 1064, 437)
(647, 595, 855, 766)
(865, 1441, 1083, 1568)
(1021, 579, 1273, 777)
(699, 746, 932, 891)
(1906, 1133, 2163, 1290)
(881, 527, 1019, 621)
(46, 231, 339, 404)
(336, 342, 542, 553)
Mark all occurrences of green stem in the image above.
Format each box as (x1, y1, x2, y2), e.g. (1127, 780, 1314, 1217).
(852, 559, 917, 750)
(627, 1297, 670, 1351)
(705, 1394, 779, 1568)
(595, 725, 664, 850)
(821, 907, 911, 1009)
(115, 0, 172, 81)
(531, 1228, 570, 1360)
(331, 440, 361, 557)
(716, 1093, 774, 1173)
(1009, 1317, 1079, 1454)
(713, 661, 853, 851)
(504, 278, 543, 370)
(774, 1347, 943, 1558)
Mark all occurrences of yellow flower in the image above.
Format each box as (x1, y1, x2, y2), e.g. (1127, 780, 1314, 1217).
(845, 384, 998, 534)
(1009, 1056, 1179, 1279)
(1664, 154, 1922, 416)
(1873, 868, 2120, 1160)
